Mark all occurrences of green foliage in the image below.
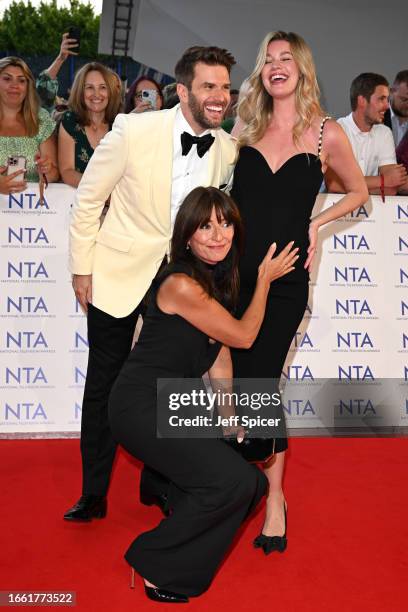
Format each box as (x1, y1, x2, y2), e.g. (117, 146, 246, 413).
(0, 0, 100, 56)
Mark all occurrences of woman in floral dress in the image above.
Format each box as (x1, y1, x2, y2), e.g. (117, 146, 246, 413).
(0, 56, 59, 195)
(58, 62, 122, 188)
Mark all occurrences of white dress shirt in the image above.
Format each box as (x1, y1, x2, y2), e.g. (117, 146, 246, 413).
(337, 113, 396, 175)
(390, 106, 408, 147)
(170, 107, 213, 229)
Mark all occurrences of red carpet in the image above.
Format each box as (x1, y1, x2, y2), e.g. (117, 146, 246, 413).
(0, 438, 407, 611)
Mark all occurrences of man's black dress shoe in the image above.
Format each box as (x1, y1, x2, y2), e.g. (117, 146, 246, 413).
(63, 495, 107, 522)
(144, 585, 189, 604)
(140, 491, 170, 517)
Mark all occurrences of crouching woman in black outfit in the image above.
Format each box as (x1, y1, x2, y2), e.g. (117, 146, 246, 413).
(108, 186, 298, 603)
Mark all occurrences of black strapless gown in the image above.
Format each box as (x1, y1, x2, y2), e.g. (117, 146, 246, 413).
(231, 147, 324, 452)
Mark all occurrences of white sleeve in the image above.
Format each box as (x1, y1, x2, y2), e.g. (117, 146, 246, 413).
(69, 113, 130, 275)
(378, 126, 397, 167)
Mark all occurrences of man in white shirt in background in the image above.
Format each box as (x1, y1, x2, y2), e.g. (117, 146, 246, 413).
(326, 72, 407, 195)
(384, 70, 408, 147)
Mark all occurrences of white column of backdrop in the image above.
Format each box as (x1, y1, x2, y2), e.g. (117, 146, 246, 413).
(1, 187, 407, 435)
(0, 184, 84, 434)
(283, 193, 408, 431)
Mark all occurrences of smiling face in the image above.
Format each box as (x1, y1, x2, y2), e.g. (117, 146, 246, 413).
(362, 85, 389, 126)
(178, 62, 231, 133)
(261, 39, 300, 99)
(188, 206, 234, 265)
(83, 70, 109, 113)
(0, 65, 28, 108)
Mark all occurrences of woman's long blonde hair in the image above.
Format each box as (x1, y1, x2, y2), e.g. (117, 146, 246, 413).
(238, 31, 324, 149)
(0, 56, 40, 137)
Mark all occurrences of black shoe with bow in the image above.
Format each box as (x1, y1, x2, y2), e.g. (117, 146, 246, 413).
(63, 494, 107, 522)
(254, 502, 287, 554)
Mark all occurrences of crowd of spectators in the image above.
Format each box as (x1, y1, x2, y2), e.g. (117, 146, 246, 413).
(1, 32, 407, 197)
(325, 72, 408, 195)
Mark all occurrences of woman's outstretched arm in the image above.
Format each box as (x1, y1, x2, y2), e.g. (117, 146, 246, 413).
(157, 242, 298, 348)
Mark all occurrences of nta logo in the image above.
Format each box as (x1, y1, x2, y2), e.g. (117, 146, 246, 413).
(7, 227, 49, 244)
(6, 331, 48, 349)
(5, 366, 47, 384)
(335, 299, 372, 316)
(7, 261, 48, 279)
(4, 402, 47, 420)
(333, 234, 370, 250)
(7, 296, 48, 313)
(8, 193, 49, 209)
(336, 332, 374, 349)
(338, 365, 374, 380)
(334, 266, 371, 283)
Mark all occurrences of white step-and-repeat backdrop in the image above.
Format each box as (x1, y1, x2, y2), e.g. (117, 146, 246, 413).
(1, 184, 407, 436)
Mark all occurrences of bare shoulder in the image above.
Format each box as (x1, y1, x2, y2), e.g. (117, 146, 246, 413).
(160, 273, 198, 294)
(322, 117, 342, 136)
(319, 119, 349, 152)
(311, 115, 336, 134)
(158, 273, 208, 306)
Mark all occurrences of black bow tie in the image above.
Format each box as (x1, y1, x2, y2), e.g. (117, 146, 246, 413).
(181, 131, 215, 158)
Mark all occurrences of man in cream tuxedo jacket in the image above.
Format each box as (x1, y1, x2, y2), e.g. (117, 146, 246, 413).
(65, 46, 237, 521)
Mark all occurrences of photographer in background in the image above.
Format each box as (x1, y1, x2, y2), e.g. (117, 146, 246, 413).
(124, 76, 163, 113)
(0, 56, 59, 195)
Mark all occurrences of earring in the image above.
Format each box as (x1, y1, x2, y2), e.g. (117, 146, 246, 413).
(186, 244, 190, 250)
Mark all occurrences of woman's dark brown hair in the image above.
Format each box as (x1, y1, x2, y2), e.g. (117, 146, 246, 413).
(170, 186, 244, 309)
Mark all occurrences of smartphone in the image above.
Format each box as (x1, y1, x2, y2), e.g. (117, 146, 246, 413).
(67, 26, 81, 51)
(6, 156, 27, 182)
(141, 89, 157, 110)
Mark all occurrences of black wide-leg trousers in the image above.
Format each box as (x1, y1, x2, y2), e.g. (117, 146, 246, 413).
(80, 303, 141, 495)
(108, 388, 268, 597)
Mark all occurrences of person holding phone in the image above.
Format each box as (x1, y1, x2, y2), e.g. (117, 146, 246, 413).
(124, 76, 163, 114)
(0, 56, 59, 194)
(58, 62, 123, 188)
(36, 32, 79, 114)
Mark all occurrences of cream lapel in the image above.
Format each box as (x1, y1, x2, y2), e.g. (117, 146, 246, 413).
(206, 129, 223, 187)
(150, 106, 178, 236)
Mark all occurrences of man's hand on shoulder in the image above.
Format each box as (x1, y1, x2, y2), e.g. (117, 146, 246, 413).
(72, 274, 93, 314)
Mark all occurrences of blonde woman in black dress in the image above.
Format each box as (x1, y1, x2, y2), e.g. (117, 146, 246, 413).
(231, 31, 368, 554)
